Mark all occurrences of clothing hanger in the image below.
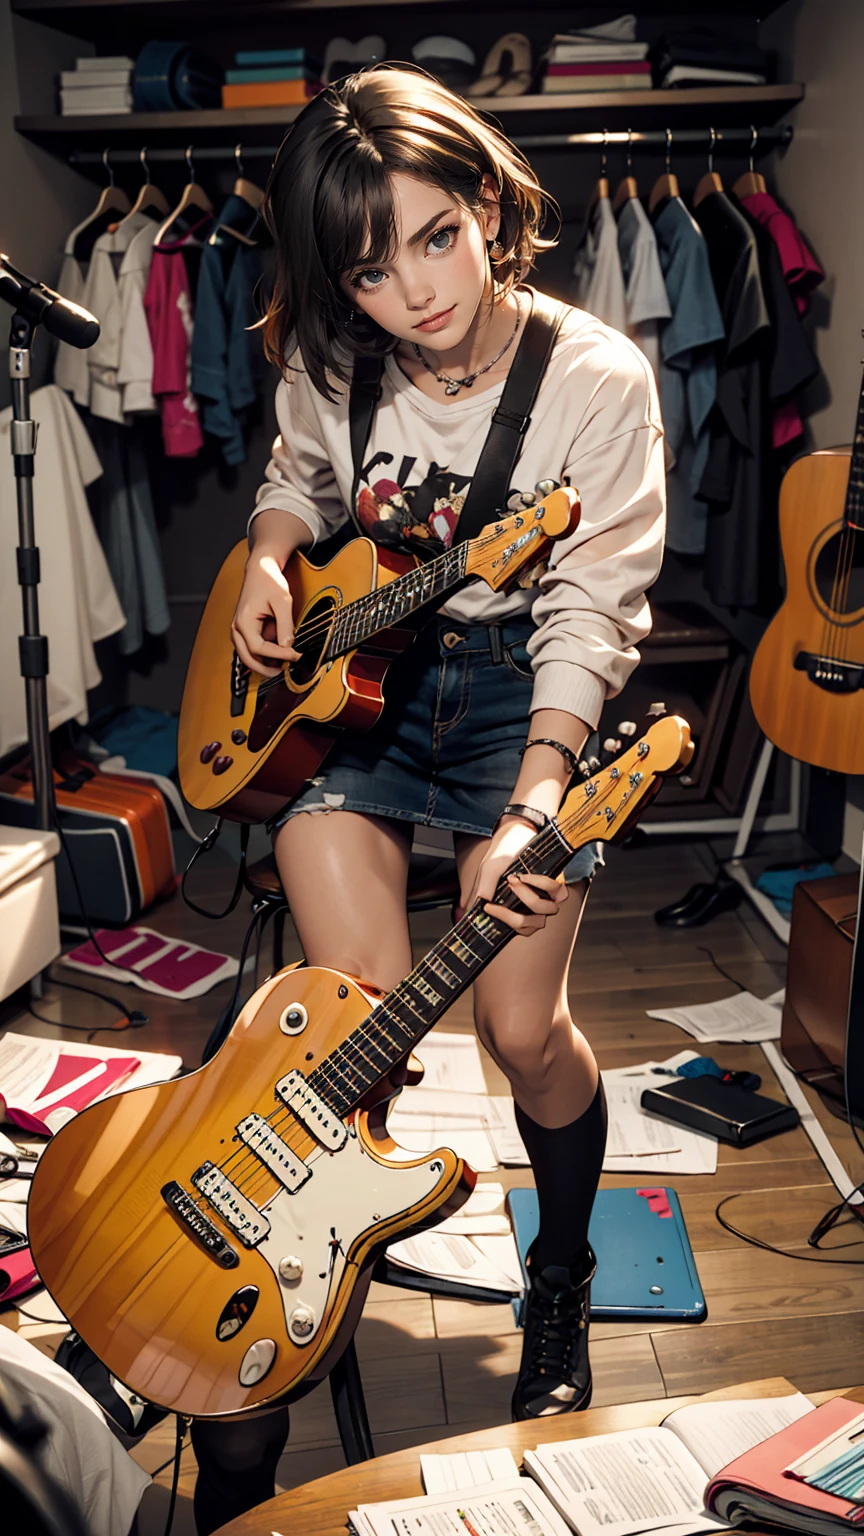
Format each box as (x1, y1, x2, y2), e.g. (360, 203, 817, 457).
(155, 145, 214, 245)
(648, 129, 680, 216)
(586, 130, 611, 216)
(732, 126, 767, 198)
(71, 149, 132, 261)
(232, 144, 265, 213)
(612, 129, 639, 214)
(120, 147, 170, 224)
(693, 127, 724, 207)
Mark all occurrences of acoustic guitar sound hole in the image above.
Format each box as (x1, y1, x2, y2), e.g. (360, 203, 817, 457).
(289, 596, 336, 686)
(812, 530, 864, 620)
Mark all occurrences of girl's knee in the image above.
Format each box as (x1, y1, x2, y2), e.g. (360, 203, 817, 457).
(475, 1002, 568, 1093)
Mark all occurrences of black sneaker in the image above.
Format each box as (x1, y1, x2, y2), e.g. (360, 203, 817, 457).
(512, 1244, 596, 1421)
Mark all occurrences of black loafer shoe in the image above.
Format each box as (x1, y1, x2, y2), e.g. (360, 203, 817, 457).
(512, 1244, 595, 1421)
(654, 878, 741, 928)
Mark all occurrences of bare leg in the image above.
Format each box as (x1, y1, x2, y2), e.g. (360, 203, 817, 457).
(456, 833, 596, 1128)
(274, 809, 414, 988)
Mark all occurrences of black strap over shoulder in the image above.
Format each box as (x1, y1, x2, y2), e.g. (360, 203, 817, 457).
(347, 289, 566, 545)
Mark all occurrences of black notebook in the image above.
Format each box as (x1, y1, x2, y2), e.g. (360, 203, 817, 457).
(640, 1076, 800, 1146)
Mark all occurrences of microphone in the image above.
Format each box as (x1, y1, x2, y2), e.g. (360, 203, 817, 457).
(0, 254, 100, 350)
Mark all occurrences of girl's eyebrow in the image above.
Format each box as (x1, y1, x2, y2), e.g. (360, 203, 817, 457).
(407, 208, 457, 248)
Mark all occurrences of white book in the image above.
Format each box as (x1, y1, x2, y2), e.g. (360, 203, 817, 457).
(61, 69, 131, 87)
(524, 1395, 815, 1536)
(646, 990, 783, 1044)
(60, 88, 133, 109)
(351, 1475, 572, 1536)
(660, 65, 766, 87)
(75, 56, 135, 71)
(61, 106, 133, 116)
(421, 1449, 520, 1494)
(548, 41, 649, 61)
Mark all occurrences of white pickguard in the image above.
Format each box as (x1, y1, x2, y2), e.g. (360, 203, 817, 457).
(257, 1121, 446, 1344)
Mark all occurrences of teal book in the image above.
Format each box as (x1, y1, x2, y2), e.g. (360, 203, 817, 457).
(234, 48, 320, 66)
(226, 67, 320, 83)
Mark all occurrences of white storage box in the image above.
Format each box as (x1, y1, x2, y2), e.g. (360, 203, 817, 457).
(0, 825, 61, 1001)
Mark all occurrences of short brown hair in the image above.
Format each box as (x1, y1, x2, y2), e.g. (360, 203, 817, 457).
(261, 64, 558, 400)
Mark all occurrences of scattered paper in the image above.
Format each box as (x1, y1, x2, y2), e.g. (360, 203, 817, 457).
(387, 1087, 498, 1171)
(647, 991, 783, 1043)
(525, 1430, 721, 1536)
(410, 1031, 488, 1094)
(482, 1098, 530, 1166)
(600, 1056, 718, 1175)
(436, 1182, 512, 1236)
(0, 1200, 27, 1237)
(386, 1229, 522, 1293)
(421, 1448, 519, 1493)
(352, 1477, 572, 1536)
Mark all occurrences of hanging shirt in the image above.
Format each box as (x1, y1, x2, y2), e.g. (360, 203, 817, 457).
(737, 197, 820, 453)
(0, 387, 125, 754)
(190, 194, 266, 465)
(117, 220, 159, 414)
(86, 417, 171, 656)
(143, 238, 204, 457)
(251, 293, 666, 729)
(616, 197, 671, 380)
(53, 240, 90, 404)
(571, 195, 627, 333)
(83, 211, 156, 423)
(652, 196, 725, 555)
(739, 191, 824, 316)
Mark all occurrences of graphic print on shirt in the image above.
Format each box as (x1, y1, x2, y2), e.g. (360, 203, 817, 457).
(355, 450, 473, 556)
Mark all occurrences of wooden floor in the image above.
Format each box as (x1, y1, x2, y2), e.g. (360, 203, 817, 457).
(3, 833, 864, 1536)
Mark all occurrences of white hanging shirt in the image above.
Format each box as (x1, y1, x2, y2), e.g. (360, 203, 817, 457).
(53, 242, 90, 404)
(84, 211, 156, 422)
(571, 195, 627, 335)
(117, 219, 159, 414)
(616, 196, 672, 382)
(0, 386, 125, 754)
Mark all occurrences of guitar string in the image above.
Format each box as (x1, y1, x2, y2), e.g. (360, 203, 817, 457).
(189, 767, 637, 1209)
(821, 522, 846, 665)
(184, 766, 637, 1213)
(187, 777, 622, 1208)
(243, 509, 557, 702)
(836, 526, 854, 664)
(838, 518, 862, 666)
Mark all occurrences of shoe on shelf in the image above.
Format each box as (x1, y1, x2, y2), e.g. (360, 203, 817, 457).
(468, 32, 532, 98)
(512, 1243, 595, 1422)
(654, 877, 742, 928)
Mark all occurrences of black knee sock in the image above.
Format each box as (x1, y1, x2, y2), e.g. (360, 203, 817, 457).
(515, 1078, 607, 1274)
(191, 1406, 291, 1536)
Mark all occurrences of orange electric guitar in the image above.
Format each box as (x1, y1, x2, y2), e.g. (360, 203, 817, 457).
(29, 715, 692, 1420)
(179, 488, 580, 823)
(750, 367, 864, 774)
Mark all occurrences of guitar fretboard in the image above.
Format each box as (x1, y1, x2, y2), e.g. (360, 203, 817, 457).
(306, 818, 574, 1116)
(326, 543, 469, 658)
(844, 366, 864, 532)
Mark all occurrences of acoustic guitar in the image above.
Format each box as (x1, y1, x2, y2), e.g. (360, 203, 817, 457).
(750, 367, 864, 774)
(29, 715, 692, 1420)
(179, 488, 580, 823)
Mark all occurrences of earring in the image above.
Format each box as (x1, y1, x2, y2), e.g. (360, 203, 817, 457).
(487, 239, 504, 262)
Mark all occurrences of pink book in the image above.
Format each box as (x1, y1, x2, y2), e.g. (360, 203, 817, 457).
(547, 61, 652, 75)
(0, 1051, 140, 1136)
(707, 1397, 864, 1532)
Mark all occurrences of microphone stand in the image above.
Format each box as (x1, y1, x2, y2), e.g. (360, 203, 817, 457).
(9, 309, 54, 831)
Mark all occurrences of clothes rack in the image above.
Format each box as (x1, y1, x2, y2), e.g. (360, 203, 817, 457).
(67, 125, 794, 167)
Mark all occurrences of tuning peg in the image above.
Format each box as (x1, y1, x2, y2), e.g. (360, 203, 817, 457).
(578, 759, 591, 779)
(603, 738, 622, 755)
(587, 756, 602, 773)
(647, 702, 667, 717)
(618, 721, 637, 737)
(534, 478, 560, 498)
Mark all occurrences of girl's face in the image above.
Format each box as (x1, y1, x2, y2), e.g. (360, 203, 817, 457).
(340, 173, 498, 350)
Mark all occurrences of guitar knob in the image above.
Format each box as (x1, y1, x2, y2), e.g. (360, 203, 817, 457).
(278, 1255, 303, 1282)
(199, 741, 221, 763)
(231, 729, 247, 745)
(212, 755, 234, 775)
(288, 1303, 316, 1343)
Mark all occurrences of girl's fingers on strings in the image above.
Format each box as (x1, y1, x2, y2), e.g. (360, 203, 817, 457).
(230, 624, 282, 677)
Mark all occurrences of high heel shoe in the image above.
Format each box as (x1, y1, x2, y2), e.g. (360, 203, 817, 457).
(468, 33, 532, 98)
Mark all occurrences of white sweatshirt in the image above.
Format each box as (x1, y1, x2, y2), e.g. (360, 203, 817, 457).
(251, 294, 665, 729)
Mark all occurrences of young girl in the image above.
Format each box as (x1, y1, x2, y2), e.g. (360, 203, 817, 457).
(193, 63, 663, 1534)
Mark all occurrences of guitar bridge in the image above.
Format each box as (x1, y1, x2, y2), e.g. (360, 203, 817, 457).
(161, 1181, 239, 1268)
(794, 651, 864, 694)
(230, 651, 250, 718)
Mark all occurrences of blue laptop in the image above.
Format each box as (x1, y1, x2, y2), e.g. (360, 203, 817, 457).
(507, 1185, 707, 1325)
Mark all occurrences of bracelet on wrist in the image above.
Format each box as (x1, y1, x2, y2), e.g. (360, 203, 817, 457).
(519, 736, 581, 777)
(495, 803, 552, 835)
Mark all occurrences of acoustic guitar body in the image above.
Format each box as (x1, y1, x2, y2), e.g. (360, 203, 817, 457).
(750, 449, 864, 774)
(28, 965, 472, 1419)
(178, 539, 417, 823)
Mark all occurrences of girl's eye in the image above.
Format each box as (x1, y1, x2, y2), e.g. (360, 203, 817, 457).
(427, 224, 459, 255)
(354, 269, 386, 291)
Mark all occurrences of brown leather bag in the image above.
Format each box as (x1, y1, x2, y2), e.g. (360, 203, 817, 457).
(781, 872, 858, 1120)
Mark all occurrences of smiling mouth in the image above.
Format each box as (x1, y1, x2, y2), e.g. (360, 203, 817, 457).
(414, 306, 455, 329)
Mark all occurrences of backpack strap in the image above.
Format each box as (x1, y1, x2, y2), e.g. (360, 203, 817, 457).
(454, 289, 566, 546)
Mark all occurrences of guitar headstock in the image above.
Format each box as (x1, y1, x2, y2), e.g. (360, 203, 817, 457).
(466, 487, 581, 591)
(556, 715, 694, 854)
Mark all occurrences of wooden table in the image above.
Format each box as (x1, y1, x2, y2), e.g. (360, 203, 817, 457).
(215, 1377, 864, 1535)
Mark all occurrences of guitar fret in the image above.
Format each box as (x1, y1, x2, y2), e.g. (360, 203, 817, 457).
(450, 935, 482, 965)
(427, 954, 459, 988)
(410, 974, 443, 1007)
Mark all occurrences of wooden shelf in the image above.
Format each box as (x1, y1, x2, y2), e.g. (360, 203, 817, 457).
(15, 85, 805, 157)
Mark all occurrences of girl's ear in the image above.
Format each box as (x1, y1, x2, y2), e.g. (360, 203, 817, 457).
(480, 173, 502, 240)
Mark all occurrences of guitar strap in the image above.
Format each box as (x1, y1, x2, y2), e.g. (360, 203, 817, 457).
(347, 289, 566, 546)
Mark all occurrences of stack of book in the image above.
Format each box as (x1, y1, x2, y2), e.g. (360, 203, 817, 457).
(59, 56, 134, 116)
(221, 49, 322, 109)
(541, 33, 651, 94)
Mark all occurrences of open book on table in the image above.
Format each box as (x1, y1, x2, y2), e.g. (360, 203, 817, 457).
(350, 1475, 571, 1536)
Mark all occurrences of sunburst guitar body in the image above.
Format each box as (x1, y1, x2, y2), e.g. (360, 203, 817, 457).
(28, 716, 693, 1420)
(179, 488, 580, 823)
(750, 393, 864, 775)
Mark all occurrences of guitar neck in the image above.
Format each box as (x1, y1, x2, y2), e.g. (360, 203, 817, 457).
(306, 818, 575, 1116)
(326, 542, 469, 659)
(845, 366, 864, 532)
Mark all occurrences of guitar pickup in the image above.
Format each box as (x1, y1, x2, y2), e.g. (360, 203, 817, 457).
(191, 1162, 271, 1247)
(236, 1113, 312, 1192)
(274, 1070, 348, 1150)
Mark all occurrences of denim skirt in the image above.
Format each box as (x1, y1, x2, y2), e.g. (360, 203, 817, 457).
(270, 615, 602, 885)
